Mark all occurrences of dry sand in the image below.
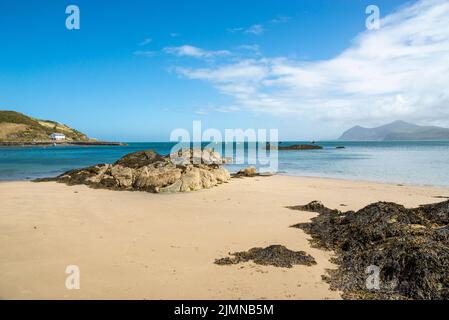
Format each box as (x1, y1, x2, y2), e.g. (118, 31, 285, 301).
(1, 176, 449, 300)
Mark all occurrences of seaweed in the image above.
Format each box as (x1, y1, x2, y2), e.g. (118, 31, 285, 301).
(215, 245, 316, 268)
(289, 200, 449, 299)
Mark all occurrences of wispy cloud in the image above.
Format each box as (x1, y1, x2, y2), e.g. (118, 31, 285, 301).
(245, 24, 264, 35)
(194, 104, 241, 115)
(133, 50, 156, 57)
(228, 14, 291, 36)
(164, 45, 231, 59)
(170, 32, 180, 38)
(194, 110, 209, 115)
(138, 38, 152, 46)
(173, 0, 449, 127)
(227, 27, 244, 33)
(228, 24, 264, 35)
(237, 44, 261, 56)
(269, 15, 291, 24)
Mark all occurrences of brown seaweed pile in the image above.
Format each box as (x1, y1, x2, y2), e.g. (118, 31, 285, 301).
(288, 200, 449, 299)
(215, 245, 316, 268)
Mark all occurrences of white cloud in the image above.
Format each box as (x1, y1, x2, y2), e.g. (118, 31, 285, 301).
(173, 0, 449, 127)
(245, 24, 264, 35)
(176, 59, 268, 83)
(229, 15, 290, 36)
(134, 50, 156, 57)
(164, 45, 231, 59)
(214, 105, 241, 113)
(237, 44, 260, 53)
(139, 38, 152, 46)
(227, 27, 244, 33)
(269, 15, 291, 24)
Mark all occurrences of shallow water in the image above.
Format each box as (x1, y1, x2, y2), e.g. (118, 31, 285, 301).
(1, 141, 448, 187)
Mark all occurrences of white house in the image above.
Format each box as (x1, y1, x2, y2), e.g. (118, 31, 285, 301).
(49, 133, 66, 141)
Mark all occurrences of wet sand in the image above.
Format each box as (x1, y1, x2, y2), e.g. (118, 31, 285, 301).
(1, 176, 448, 299)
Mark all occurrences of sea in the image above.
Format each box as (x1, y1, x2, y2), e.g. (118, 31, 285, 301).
(1, 141, 449, 187)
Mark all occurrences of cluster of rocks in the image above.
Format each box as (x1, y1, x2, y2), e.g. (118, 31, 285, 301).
(288, 200, 449, 300)
(36, 149, 231, 193)
(279, 144, 323, 150)
(265, 143, 323, 150)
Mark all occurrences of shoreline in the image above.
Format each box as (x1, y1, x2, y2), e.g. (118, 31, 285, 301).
(0, 141, 126, 146)
(276, 172, 449, 189)
(1, 176, 449, 299)
(1, 172, 448, 190)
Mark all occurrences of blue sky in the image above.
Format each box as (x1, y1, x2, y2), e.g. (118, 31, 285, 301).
(2, 0, 448, 141)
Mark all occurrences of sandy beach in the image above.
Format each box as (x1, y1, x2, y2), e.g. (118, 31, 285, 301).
(1, 175, 449, 300)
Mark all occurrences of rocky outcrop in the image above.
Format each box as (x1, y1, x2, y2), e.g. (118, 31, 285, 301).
(37, 149, 231, 193)
(266, 143, 323, 150)
(278, 144, 323, 150)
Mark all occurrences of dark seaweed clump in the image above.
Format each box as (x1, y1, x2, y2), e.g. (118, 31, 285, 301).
(288, 200, 449, 300)
(215, 245, 316, 268)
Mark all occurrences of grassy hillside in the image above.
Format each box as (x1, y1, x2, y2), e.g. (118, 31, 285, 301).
(0, 110, 89, 142)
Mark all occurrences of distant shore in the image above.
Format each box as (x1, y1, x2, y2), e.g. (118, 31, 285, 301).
(0, 141, 126, 146)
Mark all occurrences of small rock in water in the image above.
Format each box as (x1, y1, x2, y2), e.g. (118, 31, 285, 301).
(277, 144, 323, 150)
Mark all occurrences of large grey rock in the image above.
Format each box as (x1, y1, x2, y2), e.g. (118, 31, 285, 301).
(42, 149, 231, 193)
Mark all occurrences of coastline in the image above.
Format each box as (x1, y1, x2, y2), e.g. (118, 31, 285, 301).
(0, 141, 126, 146)
(1, 175, 448, 299)
(2, 172, 448, 190)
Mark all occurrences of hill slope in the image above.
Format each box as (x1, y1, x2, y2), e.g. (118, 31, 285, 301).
(338, 120, 449, 141)
(0, 110, 88, 142)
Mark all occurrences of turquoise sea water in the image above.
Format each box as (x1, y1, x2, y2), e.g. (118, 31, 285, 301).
(1, 141, 449, 187)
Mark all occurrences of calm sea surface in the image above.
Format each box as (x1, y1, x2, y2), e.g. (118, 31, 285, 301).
(1, 141, 449, 187)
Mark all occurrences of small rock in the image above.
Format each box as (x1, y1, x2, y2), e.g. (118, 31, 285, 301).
(235, 166, 258, 177)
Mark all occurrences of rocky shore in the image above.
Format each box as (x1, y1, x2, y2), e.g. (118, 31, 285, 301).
(0, 141, 125, 146)
(35, 148, 231, 193)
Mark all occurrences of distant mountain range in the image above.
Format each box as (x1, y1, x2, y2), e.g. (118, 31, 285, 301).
(338, 120, 449, 141)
